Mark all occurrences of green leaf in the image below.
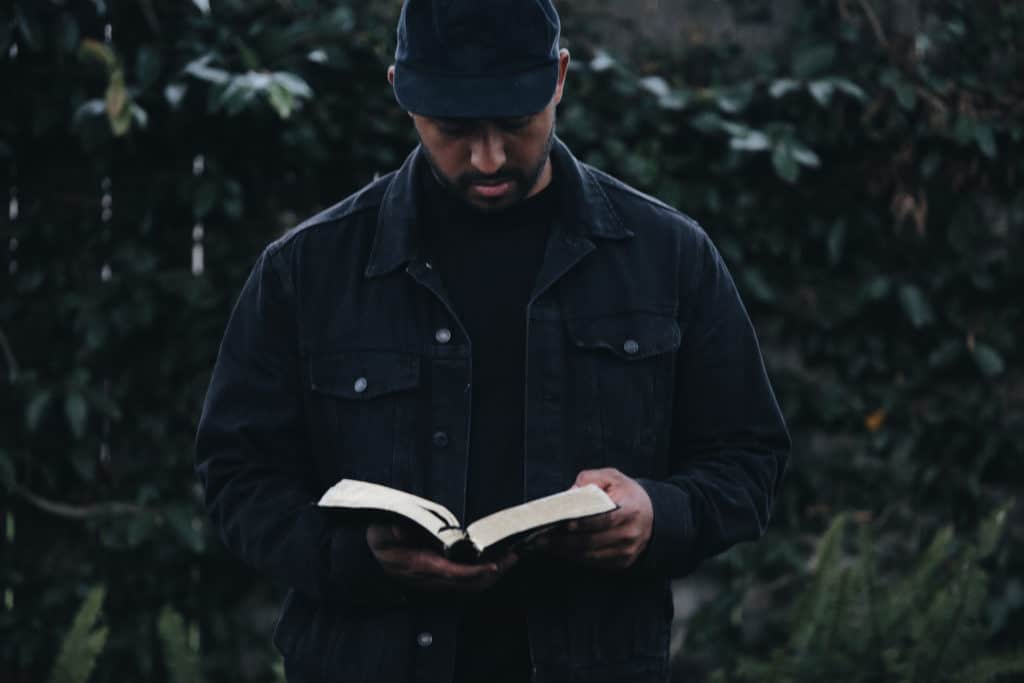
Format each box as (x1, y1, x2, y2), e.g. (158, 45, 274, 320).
(57, 13, 80, 54)
(272, 71, 313, 99)
(861, 275, 891, 301)
(184, 56, 230, 85)
(792, 44, 836, 78)
(131, 104, 148, 129)
(977, 502, 1011, 559)
(64, 393, 89, 439)
(898, 284, 935, 328)
(772, 142, 800, 183)
(827, 220, 846, 265)
(589, 50, 615, 72)
(267, 81, 295, 118)
(974, 123, 997, 159)
(715, 84, 754, 114)
(194, 180, 219, 219)
(79, 39, 117, 71)
(26, 390, 53, 431)
(73, 100, 106, 127)
(689, 111, 725, 134)
(769, 79, 801, 98)
(15, 5, 42, 50)
(0, 449, 14, 492)
(972, 344, 1005, 377)
(49, 587, 108, 683)
(952, 115, 976, 145)
(808, 80, 835, 106)
(791, 143, 821, 167)
(831, 78, 867, 101)
(740, 268, 777, 303)
(158, 606, 201, 683)
(729, 130, 771, 152)
(165, 505, 205, 553)
(164, 83, 188, 109)
(106, 69, 129, 135)
(639, 76, 671, 99)
(893, 82, 917, 110)
(928, 340, 962, 368)
(136, 46, 163, 89)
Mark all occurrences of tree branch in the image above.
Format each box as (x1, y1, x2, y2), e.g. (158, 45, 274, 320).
(14, 484, 144, 520)
(0, 326, 17, 382)
(856, 0, 889, 49)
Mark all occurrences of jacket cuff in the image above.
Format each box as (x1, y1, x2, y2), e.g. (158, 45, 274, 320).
(327, 524, 407, 606)
(635, 478, 694, 576)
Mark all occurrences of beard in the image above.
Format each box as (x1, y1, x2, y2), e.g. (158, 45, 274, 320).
(419, 124, 555, 213)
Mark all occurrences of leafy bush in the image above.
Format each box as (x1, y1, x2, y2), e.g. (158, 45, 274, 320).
(2, 1, 1021, 681)
(716, 506, 1024, 682)
(48, 587, 108, 683)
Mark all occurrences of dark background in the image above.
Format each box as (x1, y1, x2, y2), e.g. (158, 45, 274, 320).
(2, 1, 1022, 681)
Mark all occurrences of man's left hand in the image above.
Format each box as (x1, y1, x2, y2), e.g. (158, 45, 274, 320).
(537, 468, 654, 571)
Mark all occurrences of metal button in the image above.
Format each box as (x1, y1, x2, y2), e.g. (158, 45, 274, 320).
(623, 339, 640, 355)
(435, 327, 452, 344)
(353, 377, 368, 393)
(416, 631, 433, 648)
(432, 431, 449, 448)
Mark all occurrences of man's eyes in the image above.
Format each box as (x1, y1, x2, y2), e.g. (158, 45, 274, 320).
(437, 121, 474, 136)
(495, 116, 532, 131)
(435, 117, 532, 136)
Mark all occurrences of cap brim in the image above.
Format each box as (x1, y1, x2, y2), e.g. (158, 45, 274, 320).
(393, 60, 559, 119)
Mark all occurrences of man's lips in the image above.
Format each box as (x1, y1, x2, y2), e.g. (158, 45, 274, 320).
(471, 181, 513, 198)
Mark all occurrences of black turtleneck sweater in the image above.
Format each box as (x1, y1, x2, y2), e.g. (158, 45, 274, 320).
(420, 166, 558, 682)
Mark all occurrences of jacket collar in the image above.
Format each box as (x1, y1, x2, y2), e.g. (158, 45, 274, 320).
(365, 137, 631, 278)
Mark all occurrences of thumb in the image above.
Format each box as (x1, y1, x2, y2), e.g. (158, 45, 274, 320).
(574, 468, 618, 491)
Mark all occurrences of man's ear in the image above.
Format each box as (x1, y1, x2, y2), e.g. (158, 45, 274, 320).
(552, 49, 571, 105)
(387, 65, 396, 87)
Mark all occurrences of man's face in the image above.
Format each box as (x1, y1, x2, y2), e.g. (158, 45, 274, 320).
(412, 108, 556, 212)
(389, 49, 570, 213)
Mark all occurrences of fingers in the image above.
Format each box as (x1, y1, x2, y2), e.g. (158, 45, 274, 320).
(553, 526, 631, 553)
(406, 551, 497, 581)
(566, 509, 625, 534)
(366, 521, 435, 551)
(574, 467, 623, 490)
(368, 530, 520, 594)
(544, 531, 641, 570)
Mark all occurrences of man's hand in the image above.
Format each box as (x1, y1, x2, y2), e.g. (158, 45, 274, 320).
(366, 522, 518, 593)
(539, 468, 654, 571)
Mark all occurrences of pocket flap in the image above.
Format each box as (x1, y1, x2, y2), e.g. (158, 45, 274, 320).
(568, 313, 681, 360)
(309, 350, 419, 399)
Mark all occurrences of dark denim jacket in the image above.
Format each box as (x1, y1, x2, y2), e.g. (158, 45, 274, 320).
(195, 139, 790, 683)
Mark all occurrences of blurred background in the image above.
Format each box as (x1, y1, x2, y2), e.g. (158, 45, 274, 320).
(2, 0, 1022, 681)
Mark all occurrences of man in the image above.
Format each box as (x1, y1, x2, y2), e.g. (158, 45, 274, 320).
(195, 1, 790, 681)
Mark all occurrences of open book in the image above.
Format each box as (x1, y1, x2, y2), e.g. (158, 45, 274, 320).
(318, 479, 618, 562)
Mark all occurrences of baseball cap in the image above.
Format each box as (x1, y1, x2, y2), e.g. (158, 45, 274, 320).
(392, 0, 562, 119)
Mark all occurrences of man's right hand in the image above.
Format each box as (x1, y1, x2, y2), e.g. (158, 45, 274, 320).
(366, 522, 518, 593)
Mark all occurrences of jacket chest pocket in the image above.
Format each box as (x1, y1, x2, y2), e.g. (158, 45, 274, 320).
(306, 350, 420, 487)
(566, 313, 680, 476)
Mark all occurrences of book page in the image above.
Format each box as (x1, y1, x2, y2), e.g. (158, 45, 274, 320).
(465, 484, 618, 554)
(317, 480, 466, 548)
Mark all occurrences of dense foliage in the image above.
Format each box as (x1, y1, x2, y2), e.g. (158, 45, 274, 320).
(2, 1, 1021, 681)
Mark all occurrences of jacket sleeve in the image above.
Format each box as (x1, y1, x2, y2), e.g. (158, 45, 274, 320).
(637, 231, 790, 578)
(194, 247, 396, 604)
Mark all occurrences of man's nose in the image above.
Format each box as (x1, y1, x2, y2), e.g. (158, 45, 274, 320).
(469, 127, 507, 176)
